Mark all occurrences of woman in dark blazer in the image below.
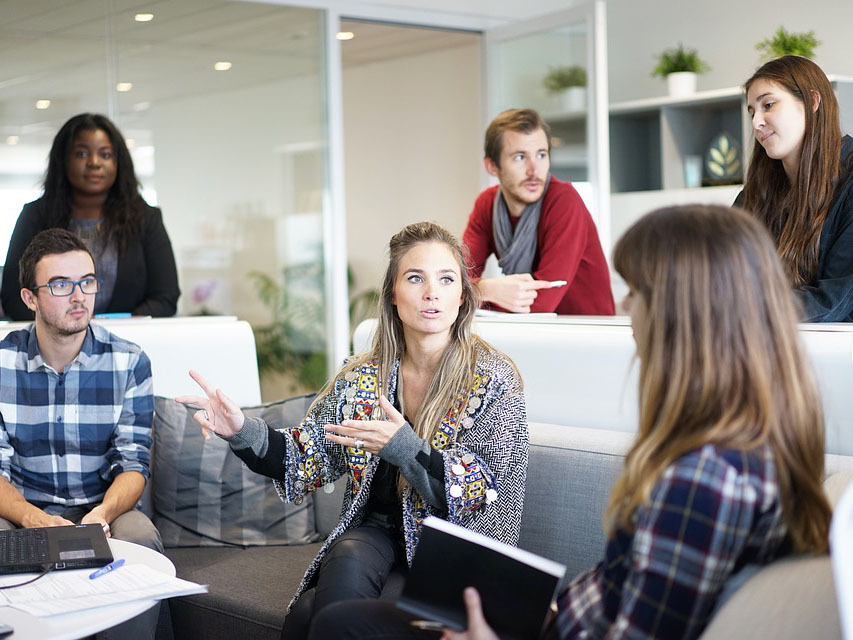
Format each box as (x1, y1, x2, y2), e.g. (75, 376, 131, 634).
(1, 113, 179, 319)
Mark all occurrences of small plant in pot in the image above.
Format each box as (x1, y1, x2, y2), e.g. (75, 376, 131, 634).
(756, 27, 819, 60)
(652, 43, 710, 97)
(543, 65, 587, 112)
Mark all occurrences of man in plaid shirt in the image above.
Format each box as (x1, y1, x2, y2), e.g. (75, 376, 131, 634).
(0, 229, 161, 555)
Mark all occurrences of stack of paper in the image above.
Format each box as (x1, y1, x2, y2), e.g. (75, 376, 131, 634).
(0, 564, 207, 617)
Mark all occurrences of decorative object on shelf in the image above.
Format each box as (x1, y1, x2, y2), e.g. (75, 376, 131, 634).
(704, 132, 742, 186)
(543, 65, 587, 112)
(683, 155, 703, 189)
(756, 26, 819, 60)
(651, 43, 710, 98)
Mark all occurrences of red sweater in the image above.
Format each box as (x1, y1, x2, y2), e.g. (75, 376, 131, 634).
(463, 177, 615, 315)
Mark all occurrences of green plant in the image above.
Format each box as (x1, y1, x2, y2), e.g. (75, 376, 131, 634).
(249, 263, 327, 391)
(756, 27, 819, 60)
(543, 65, 587, 93)
(249, 264, 380, 392)
(651, 43, 710, 77)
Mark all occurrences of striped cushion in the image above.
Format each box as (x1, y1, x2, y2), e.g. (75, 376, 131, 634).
(151, 394, 319, 547)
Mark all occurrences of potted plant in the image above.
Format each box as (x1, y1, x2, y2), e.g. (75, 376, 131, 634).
(652, 43, 710, 97)
(756, 27, 819, 60)
(543, 65, 587, 112)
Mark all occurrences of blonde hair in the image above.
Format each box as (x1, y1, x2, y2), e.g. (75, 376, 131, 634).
(315, 221, 502, 494)
(609, 204, 830, 553)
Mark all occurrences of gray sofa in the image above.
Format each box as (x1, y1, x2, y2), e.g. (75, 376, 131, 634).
(156, 420, 852, 640)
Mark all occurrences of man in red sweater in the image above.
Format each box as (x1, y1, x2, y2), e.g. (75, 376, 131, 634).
(463, 108, 614, 315)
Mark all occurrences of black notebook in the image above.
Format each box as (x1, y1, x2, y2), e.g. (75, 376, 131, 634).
(397, 517, 566, 640)
(0, 524, 113, 575)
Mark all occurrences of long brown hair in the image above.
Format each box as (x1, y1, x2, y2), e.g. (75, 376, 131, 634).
(609, 204, 830, 553)
(313, 222, 504, 494)
(742, 56, 842, 286)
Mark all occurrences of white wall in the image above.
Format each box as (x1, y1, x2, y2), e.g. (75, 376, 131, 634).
(343, 43, 482, 295)
(606, 0, 853, 103)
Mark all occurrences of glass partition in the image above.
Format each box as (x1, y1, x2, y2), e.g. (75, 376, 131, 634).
(0, 1, 334, 397)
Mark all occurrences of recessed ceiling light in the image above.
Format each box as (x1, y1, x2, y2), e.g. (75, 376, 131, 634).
(116, 82, 133, 92)
(126, 139, 136, 149)
(135, 13, 154, 22)
(336, 31, 355, 41)
(35, 99, 51, 109)
(6, 136, 20, 145)
(214, 61, 232, 71)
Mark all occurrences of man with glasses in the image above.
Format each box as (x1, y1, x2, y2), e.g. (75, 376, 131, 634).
(0, 228, 161, 552)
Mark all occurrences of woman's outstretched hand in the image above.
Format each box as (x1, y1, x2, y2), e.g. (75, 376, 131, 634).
(441, 588, 499, 640)
(175, 369, 245, 439)
(323, 395, 405, 454)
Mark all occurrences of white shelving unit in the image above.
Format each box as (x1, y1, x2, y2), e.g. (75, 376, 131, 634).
(608, 75, 853, 253)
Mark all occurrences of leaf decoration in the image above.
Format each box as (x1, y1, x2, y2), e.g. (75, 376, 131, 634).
(704, 133, 742, 181)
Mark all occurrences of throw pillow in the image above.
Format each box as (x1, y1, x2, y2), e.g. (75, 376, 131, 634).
(152, 393, 319, 547)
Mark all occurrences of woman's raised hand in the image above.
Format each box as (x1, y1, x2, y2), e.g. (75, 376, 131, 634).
(323, 394, 405, 454)
(175, 369, 245, 439)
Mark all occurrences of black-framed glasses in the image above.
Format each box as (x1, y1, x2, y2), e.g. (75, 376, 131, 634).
(31, 278, 101, 297)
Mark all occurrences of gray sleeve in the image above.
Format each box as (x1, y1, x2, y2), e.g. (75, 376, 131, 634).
(379, 423, 447, 510)
(225, 416, 269, 457)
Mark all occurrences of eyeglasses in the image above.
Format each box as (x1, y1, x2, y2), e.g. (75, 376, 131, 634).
(31, 277, 101, 297)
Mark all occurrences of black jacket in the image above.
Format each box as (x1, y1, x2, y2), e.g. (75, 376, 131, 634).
(1, 198, 180, 319)
(735, 135, 853, 322)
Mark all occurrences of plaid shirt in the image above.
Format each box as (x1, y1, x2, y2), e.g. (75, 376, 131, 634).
(555, 443, 789, 639)
(0, 323, 153, 513)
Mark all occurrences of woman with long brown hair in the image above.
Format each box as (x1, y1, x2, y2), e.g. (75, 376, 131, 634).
(178, 221, 528, 638)
(314, 205, 831, 640)
(737, 55, 853, 321)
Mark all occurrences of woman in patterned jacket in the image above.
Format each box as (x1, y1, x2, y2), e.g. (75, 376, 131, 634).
(311, 205, 831, 640)
(178, 221, 528, 638)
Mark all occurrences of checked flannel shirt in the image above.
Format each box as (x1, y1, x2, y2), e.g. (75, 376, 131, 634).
(554, 443, 790, 639)
(0, 323, 153, 513)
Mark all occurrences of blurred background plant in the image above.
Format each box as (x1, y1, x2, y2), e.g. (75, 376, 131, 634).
(756, 27, 819, 60)
(543, 65, 587, 93)
(249, 264, 379, 396)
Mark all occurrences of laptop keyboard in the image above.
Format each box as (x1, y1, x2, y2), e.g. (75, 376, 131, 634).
(0, 529, 49, 565)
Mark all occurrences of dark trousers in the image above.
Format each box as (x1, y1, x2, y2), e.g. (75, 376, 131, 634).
(282, 524, 406, 639)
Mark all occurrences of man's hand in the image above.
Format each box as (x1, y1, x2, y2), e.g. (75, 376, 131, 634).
(81, 506, 111, 537)
(21, 511, 74, 529)
(441, 587, 499, 640)
(476, 274, 553, 313)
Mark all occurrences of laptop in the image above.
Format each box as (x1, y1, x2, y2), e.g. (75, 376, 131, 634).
(0, 524, 113, 575)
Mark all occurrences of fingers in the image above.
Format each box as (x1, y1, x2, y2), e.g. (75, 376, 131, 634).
(529, 279, 557, 290)
(378, 395, 405, 425)
(462, 587, 486, 627)
(216, 388, 240, 417)
(188, 369, 217, 398)
(190, 409, 214, 440)
(174, 394, 208, 407)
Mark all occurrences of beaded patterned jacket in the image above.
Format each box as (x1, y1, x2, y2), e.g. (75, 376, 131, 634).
(273, 345, 528, 610)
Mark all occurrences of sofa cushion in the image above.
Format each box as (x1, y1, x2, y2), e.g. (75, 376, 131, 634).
(520, 423, 634, 581)
(165, 544, 323, 640)
(699, 555, 841, 639)
(152, 394, 319, 547)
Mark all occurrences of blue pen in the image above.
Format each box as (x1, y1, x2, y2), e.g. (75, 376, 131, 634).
(89, 558, 125, 580)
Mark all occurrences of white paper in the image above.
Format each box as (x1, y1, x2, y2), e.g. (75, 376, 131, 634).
(0, 564, 207, 617)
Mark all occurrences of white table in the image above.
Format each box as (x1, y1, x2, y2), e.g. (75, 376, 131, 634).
(0, 539, 175, 639)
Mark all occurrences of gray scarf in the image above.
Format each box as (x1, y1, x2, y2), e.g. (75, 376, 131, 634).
(492, 175, 551, 275)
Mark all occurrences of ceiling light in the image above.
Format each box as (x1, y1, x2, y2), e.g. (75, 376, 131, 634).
(126, 139, 136, 149)
(135, 13, 154, 22)
(336, 31, 355, 41)
(6, 136, 19, 145)
(116, 82, 133, 92)
(35, 99, 51, 109)
(214, 61, 232, 71)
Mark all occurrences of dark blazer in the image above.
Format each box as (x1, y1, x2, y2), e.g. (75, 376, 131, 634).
(1, 198, 180, 320)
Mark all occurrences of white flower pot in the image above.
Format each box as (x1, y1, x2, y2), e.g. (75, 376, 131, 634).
(559, 86, 587, 112)
(667, 72, 697, 97)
